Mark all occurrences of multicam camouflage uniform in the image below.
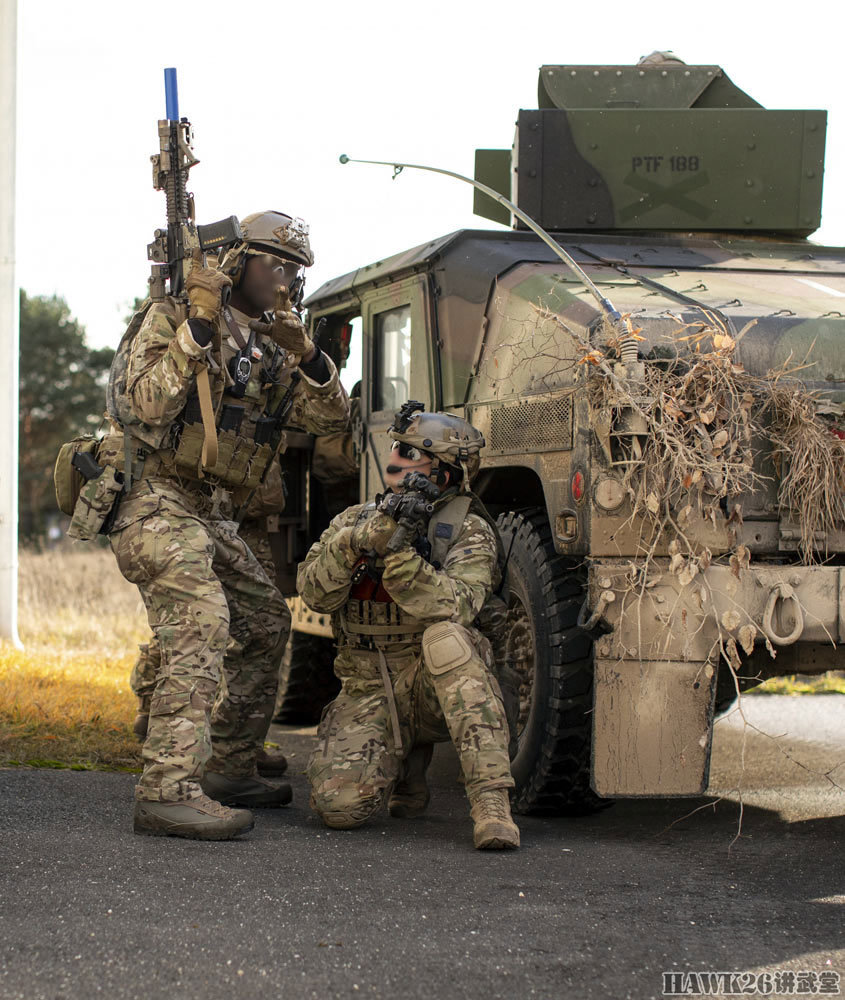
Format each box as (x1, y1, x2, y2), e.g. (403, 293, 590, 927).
(129, 512, 283, 727)
(100, 298, 348, 804)
(297, 494, 514, 828)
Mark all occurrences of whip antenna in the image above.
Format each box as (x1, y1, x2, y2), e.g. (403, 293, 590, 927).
(338, 154, 623, 328)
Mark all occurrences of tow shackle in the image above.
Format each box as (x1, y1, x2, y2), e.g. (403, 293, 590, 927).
(761, 582, 804, 646)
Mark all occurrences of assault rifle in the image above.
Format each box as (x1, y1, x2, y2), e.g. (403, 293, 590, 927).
(378, 471, 441, 554)
(146, 67, 242, 302)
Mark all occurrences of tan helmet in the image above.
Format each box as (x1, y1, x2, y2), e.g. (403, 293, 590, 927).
(389, 401, 485, 486)
(218, 210, 314, 283)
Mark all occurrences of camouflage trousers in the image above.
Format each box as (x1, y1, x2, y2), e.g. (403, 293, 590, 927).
(111, 485, 290, 802)
(307, 622, 514, 827)
(130, 518, 281, 714)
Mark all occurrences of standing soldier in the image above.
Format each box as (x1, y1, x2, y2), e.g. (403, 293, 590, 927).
(297, 405, 520, 850)
(100, 211, 349, 840)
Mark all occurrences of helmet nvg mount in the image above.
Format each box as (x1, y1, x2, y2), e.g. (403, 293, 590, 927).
(389, 400, 485, 487)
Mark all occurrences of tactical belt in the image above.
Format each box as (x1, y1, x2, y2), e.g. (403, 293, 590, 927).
(340, 619, 427, 649)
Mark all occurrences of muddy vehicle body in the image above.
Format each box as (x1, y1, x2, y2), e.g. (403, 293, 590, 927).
(274, 58, 845, 813)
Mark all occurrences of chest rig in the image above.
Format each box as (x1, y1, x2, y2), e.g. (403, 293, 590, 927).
(339, 495, 474, 651)
(153, 307, 297, 490)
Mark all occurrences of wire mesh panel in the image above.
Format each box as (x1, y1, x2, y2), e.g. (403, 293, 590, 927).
(488, 397, 573, 454)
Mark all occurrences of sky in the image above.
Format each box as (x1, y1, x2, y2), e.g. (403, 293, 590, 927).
(15, 0, 845, 373)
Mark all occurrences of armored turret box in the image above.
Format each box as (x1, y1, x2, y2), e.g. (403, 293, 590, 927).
(474, 61, 826, 235)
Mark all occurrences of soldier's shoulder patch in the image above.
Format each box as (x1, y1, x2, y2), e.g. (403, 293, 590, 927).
(434, 522, 454, 539)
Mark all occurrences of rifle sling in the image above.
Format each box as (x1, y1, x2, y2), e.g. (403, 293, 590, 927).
(196, 366, 219, 473)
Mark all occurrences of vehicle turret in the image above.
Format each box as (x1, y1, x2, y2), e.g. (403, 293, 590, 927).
(474, 53, 826, 236)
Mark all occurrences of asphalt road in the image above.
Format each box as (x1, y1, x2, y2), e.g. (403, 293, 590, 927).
(1, 694, 843, 1000)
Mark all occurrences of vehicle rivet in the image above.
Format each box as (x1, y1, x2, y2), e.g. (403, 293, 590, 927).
(593, 70, 600, 77)
(746, 179, 753, 187)
(661, 70, 668, 77)
(570, 70, 577, 77)
(806, 170, 816, 178)
(744, 216, 753, 224)
(747, 142, 756, 151)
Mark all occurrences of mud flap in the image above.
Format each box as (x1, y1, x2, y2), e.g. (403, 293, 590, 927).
(591, 659, 717, 797)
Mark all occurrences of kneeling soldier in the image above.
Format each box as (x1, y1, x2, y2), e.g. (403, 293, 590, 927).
(297, 404, 519, 849)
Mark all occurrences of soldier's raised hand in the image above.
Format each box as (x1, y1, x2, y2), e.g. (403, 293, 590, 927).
(185, 248, 232, 323)
(249, 287, 314, 358)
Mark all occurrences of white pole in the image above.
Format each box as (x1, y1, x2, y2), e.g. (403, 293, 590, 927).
(0, 0, 20, 647)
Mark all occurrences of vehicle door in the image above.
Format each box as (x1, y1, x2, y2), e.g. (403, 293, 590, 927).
(360, 275, 434, 497)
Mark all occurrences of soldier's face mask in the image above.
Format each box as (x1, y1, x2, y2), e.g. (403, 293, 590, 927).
(239, 253, 302, 313)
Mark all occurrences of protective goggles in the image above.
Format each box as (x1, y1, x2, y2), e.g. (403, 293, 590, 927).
(245, 251, 302, 289)
(390, 441, 427, 462)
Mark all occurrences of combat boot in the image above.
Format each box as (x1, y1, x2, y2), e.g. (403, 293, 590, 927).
(256, 746, 288, 777)
(133, 795, 254, 841)
(388, 743, 434, 818)
(201, 771, 292, 808)
(469, 789, 520, 850)
(132, 712, 149, 742)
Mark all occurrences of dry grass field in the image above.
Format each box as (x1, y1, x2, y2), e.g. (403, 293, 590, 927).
(0, 547, 149, 770)
(0, 547, 841, 772)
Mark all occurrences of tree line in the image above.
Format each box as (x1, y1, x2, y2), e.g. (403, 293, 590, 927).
(18, 291, 119, 542)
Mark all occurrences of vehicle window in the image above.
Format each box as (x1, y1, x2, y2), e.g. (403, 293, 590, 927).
(339, 315, 363, 396)
(373, 305, 411, 412)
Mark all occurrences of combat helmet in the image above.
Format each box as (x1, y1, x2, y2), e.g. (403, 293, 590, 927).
(218, 210, 314, 287)
(389, 400, 485, 489)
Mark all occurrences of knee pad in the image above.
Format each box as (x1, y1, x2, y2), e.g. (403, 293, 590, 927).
(421, 622, 474, 677)
(310, 783, 383, 830)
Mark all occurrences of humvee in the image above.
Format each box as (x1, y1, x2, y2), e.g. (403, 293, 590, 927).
(271, 55, 845, 814)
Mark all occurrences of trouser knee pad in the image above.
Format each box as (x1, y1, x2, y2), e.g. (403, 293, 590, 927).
(310, 783, 383, 830)
(421, 621, 474, 678)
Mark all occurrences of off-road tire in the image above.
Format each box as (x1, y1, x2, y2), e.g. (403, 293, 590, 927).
(496, 508, 608, 816)
(273, 631, 340, 725)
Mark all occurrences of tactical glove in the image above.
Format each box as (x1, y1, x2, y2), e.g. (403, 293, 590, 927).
(249, 287, 314, 357)
(351, 513, 398, 557)
(185, 251, 232, 323)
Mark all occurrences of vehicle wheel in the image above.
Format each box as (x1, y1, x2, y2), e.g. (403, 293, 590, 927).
(496, 508, 609, 815)
(273, 631, 340, 725)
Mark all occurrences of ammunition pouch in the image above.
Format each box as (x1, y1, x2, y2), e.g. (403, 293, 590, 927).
(170, 394, 283, 490)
